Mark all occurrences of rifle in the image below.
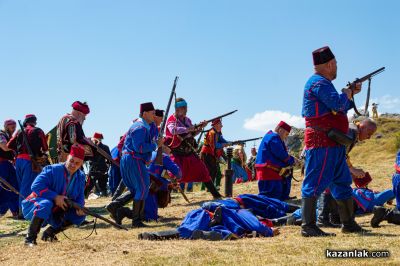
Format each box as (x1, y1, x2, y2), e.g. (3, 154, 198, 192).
(155, 76, 178, 166)
(345, 67, 385, 116)
(162, 171, 190, 203)
(230, 137, 262, 146)
(0, 175, 126, 231)
(168, 110, 238, 149)
(17, 120, 42, 172)
(64, 199, 127, 231)
(86, 138, 120, 167)
(192, 110, 238, 130)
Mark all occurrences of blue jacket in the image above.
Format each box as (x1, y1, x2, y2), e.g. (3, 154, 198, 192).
(147, 151, 181, 191)
(23, 163, 85, 207)
(123, 118, 157, 163)
(302, 74, 353, 118)
(255, 131, 294, 180)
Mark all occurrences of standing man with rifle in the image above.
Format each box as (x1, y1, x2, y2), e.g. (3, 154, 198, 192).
(56, 101, 93, 162)
(200, 118, 231, 190)
(255, 121, 298, 201)
(7, 114, 48, 218)
(0, 119, 19, 218)
(22, 144, 87, 246)
(86, 132, 111, 197)
(301, 46, 365, 237)
(165, 98, 223, 199)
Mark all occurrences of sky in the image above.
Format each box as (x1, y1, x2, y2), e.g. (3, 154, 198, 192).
(0, 0, 399, 151)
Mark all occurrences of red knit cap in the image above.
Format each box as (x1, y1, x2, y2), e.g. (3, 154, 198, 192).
(277, 121, 292, 133)
(70, 144, 85, 160)
(353, 172, 372, 188)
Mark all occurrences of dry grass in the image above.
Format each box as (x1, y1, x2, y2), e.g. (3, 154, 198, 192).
(1, 118, 400, 266)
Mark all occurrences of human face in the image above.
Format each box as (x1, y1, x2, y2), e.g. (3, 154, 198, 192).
(175, 106, 187, 118)
(214, 122, 223, 132)
(329, 59, 337, 80)
(142, 110, 155, 123)
(278, 128, 290, 141)
(154, 115, 163, 127)
(65, 155, 84, 175)
(6, 124, 16, 135)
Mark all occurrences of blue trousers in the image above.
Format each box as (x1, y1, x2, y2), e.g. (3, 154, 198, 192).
(121, 154, 149, 201)
(16, 158, 39, 210)
(302, 146, 352, 200)
(393, 173, 400, 211)
(22, 197, 85, 229)
(238, 194, 288, 219)
(0, 161, 19, 215)
(109, 164, 122, 195)
(364, 189, 395, 213)
(258, 177, 292, 201)
(144, 193, 158, 221)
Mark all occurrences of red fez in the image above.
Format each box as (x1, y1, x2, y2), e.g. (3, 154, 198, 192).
(277, 121, 292, 133)
(72, 101, 90, 115)
(155, 109, 164, 117)
(93, 132, 104, 140)
(212, 118, 222, 126)
(70, 144, 85, 160)
(25, 114, 36, 120)
(353, 172, 372, 188)
(312, 46, 335, 65)
(4, 119, 16, 127)
(140, 102, 155, 114)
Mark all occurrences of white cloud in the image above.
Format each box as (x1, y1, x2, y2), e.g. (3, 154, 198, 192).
(244, 110, 304, 132)
(371, 95, 400, 113)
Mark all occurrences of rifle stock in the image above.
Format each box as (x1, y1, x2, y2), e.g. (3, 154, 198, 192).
(65, 199, 128, 231)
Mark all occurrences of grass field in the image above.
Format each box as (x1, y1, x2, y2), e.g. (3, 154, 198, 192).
(1, 118, 400, 266)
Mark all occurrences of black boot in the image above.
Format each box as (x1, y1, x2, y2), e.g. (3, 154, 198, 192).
(204, 181, 222, 199)
(337, 198, 367, 233)
(132, 200, 146, 228)
(286, 203, 301, 213)
(41, 221, 73, 242)
(317, 192, 340, 228)
(138, 229, 180, 240)
(301, 197, 335, 237)
(25, 216, 44, 247)
(115, 207, 133, 225)
(371, 206, 389, 228)
(106, 191, 133, 220)
(191, 230, 223, 241)
(386, 208, 400, 225)
(208, 206, 223, 227)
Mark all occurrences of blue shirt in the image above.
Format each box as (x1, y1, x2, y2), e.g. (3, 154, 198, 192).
(255, 131, 294, 169)
(29, 163, 85, 206)
(123, 118, 157, 163)
(302, 74, 353, 118)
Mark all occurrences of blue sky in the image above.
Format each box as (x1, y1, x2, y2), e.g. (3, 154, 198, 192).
(0, 0, 399, 150)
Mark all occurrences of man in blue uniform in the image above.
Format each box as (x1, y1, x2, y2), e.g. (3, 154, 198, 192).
(371, 150, 400, 227)
(116, 102, 163, 228)
(7, 114, 49, 218)
(115, 150, 182, 224)
(22, 144, 86, 246)
(0, 119, 19, 217)
(255, 121, 298, 200)
(301, 46, 364, 237)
